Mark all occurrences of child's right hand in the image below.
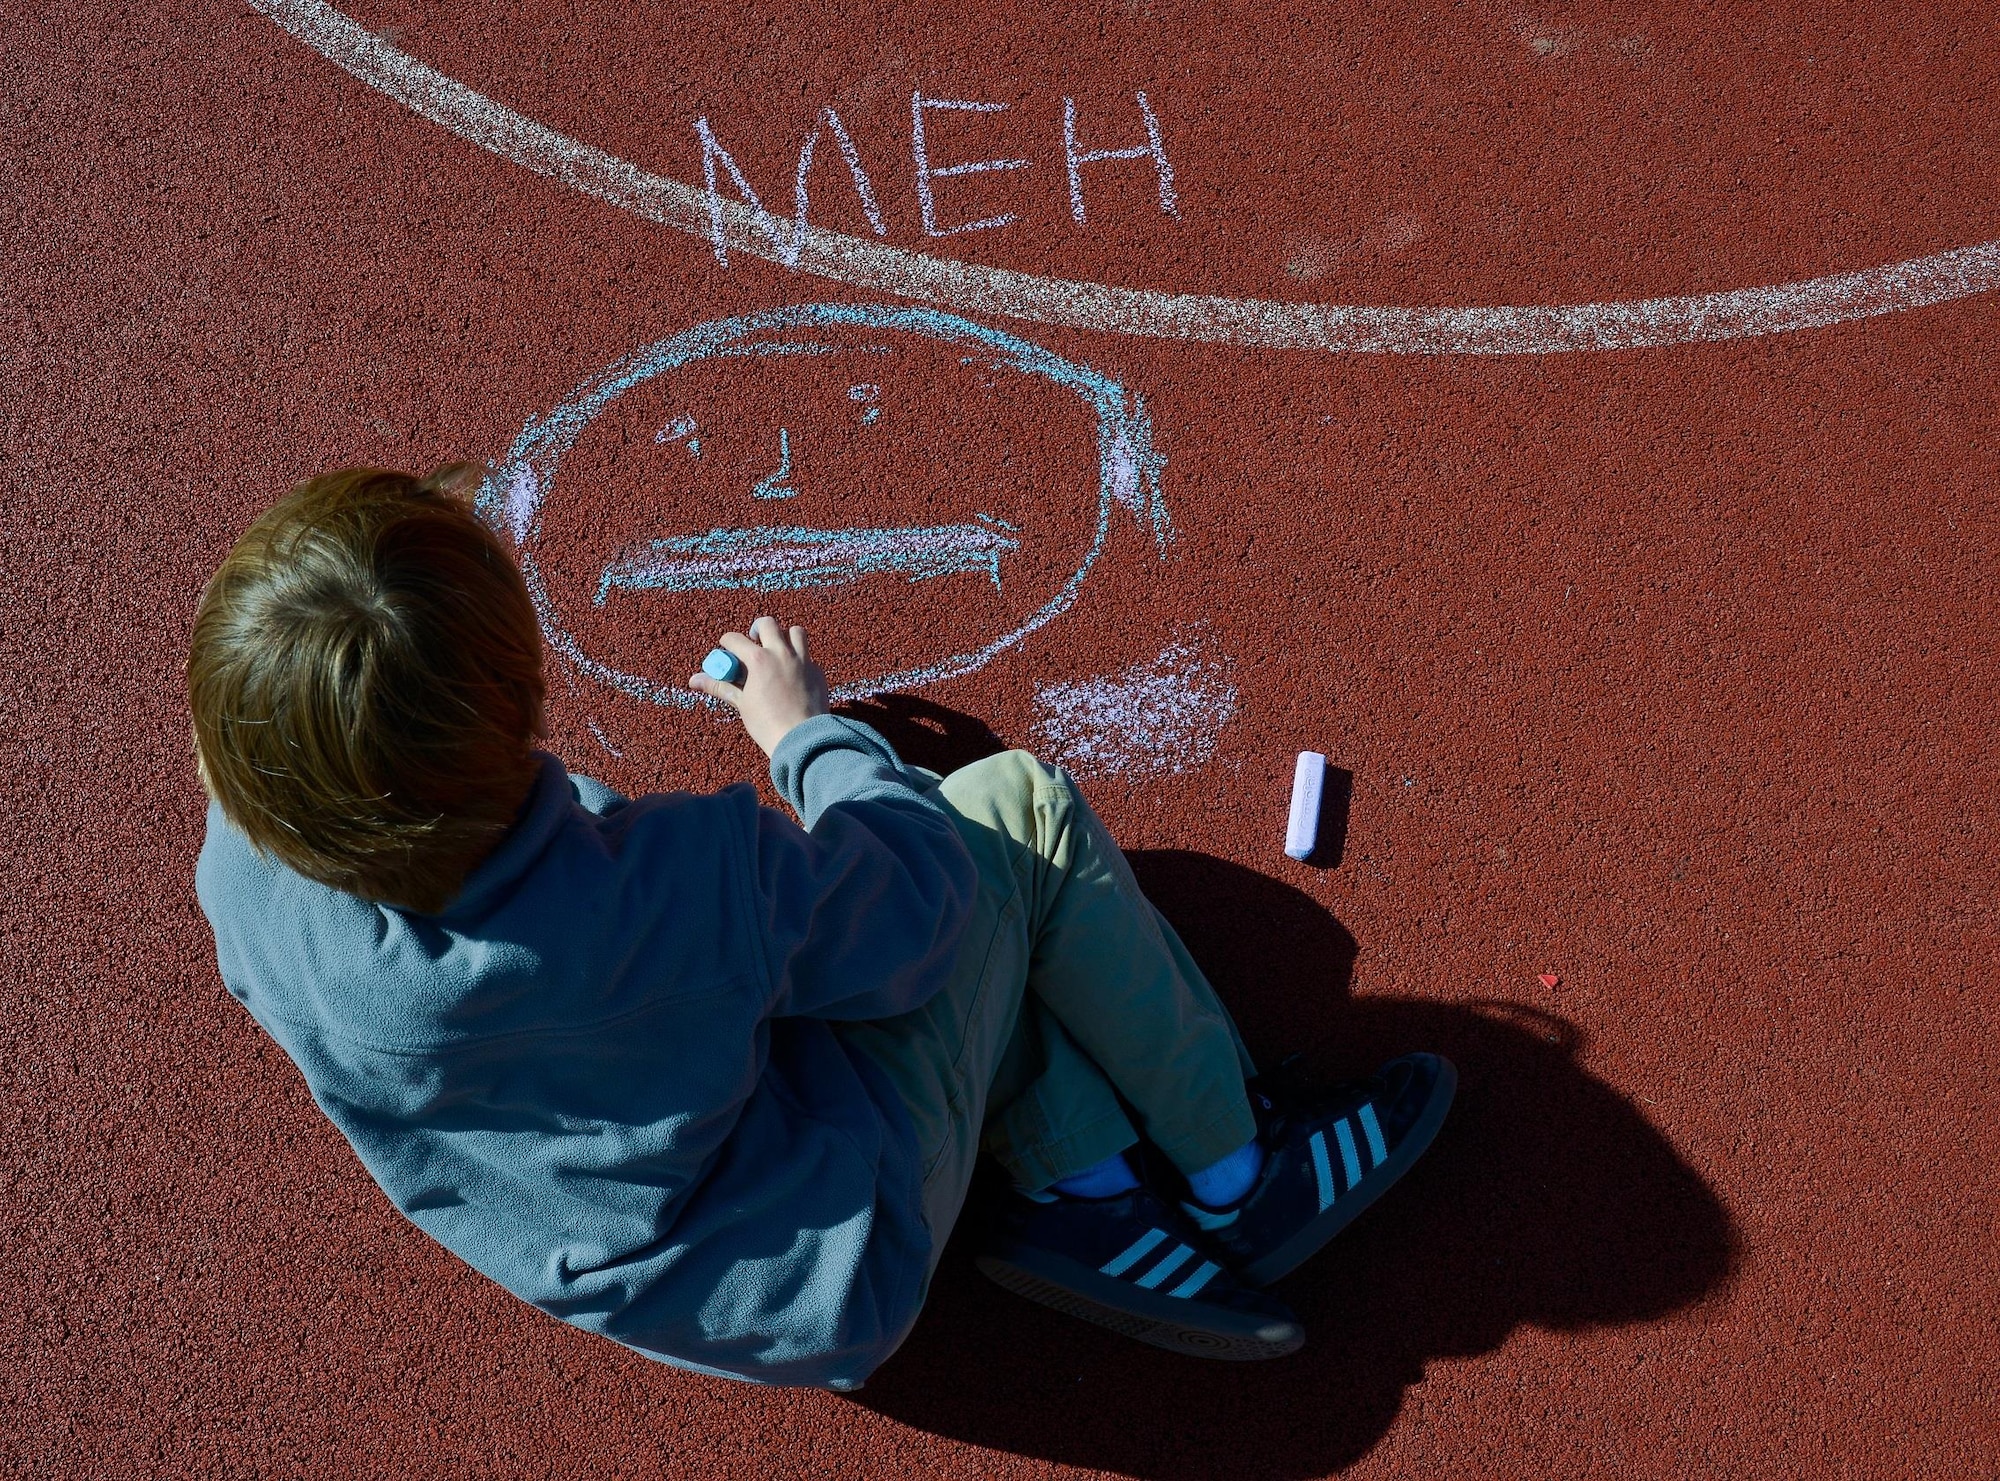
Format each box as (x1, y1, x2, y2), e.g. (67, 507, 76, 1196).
(688, 617, 831, 758)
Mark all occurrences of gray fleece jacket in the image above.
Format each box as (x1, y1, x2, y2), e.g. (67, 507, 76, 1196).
(194, 715, 978, 1390)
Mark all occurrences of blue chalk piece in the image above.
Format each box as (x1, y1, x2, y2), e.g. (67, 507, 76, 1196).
(702, 648, 745, 685)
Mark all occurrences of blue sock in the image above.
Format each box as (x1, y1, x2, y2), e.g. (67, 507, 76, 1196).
(1047, 1151, 1141, 1199)
(1187, 1139, 1266, 1209)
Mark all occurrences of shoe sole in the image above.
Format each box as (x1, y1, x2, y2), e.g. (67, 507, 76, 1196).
(1239, 1055, 1459, 1287)
(974, 1247, 1305, 1361)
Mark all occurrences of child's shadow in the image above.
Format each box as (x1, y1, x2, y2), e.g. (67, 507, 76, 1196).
(853, 846, 1739, 1480)
(835, 693, 1011, 776)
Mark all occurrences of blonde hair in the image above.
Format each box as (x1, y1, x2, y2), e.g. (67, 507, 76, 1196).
(188, 465, 545, 912)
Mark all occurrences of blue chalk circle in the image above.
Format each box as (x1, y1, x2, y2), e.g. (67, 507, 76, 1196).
(476, 302, 1174, 710)
(702, 648, 746, 685)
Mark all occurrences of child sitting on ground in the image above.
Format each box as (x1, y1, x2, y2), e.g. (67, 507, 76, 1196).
(190, 465, 1454, 1389)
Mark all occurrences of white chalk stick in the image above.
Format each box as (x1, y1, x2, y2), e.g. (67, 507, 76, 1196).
(1285, 751, 1326, 860)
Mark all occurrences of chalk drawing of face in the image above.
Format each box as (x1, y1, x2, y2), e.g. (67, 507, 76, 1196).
(478, 304, 1172, 708)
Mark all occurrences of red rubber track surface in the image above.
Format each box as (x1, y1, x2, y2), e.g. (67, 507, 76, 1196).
(4, 3, 1994, 1476)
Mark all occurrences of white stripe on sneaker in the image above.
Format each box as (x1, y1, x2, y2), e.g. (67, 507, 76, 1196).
(1309, 1131, 1336, 1211)
(1358, 1102, 1389, 1166)
(1168, 1260, 1221, 1299)
(1100, 1227, 1169, 1277)
(1134, 1243, 1198, 1289)
(1180, 1199, 1240, 1232)
(1334, 1117, 1364, 1189)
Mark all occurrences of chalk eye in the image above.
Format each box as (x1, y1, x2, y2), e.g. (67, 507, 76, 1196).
(849, 384, 881, 426)
(656, 415, 701, 457)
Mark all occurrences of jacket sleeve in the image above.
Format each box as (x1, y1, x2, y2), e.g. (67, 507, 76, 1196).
(750, 715, 979, 1022)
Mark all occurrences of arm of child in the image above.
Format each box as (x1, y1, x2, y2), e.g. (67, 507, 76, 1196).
(748, 712, 979, 1021)
(691, 617, 980, 1023)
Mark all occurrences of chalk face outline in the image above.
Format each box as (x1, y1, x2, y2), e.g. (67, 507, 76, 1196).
(477, 302, 1171, 708)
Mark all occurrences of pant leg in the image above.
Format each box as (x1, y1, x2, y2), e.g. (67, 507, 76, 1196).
(832, 761, 1135, 1276)
(835, 749, 1259, 1275)
(980, 995, 1141, 1187)
(937, 751, 1258, 1183)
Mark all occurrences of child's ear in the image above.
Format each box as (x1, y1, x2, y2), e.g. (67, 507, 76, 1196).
(419, 461, 484, 501)
(191, 727, 217, 799)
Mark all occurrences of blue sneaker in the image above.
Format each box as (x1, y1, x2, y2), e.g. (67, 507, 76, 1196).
(975, 1185, 1305, 1360)
(1185, 1052, 1457, 1286)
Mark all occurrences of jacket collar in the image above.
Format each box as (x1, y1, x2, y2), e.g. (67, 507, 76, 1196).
(434, 751, 572, 919)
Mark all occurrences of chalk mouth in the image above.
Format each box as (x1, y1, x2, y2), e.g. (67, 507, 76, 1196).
(593, 514, 1023, 605)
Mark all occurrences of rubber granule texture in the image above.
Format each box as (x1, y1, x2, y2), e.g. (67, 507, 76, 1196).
(3, 3, 1995, 1478)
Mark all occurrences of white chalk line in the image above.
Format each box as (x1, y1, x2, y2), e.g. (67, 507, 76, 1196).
(252, 0, 2000, 352)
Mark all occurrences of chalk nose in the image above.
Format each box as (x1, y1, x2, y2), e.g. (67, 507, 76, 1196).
(752, 428, 796, 500)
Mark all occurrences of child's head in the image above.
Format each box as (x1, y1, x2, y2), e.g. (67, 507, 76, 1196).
(188, 465, 546, 913)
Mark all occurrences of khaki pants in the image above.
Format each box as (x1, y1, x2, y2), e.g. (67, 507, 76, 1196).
(835, 751, 1258, 1276)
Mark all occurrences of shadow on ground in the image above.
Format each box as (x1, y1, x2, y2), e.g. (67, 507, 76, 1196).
(836, 693, 1014, 776)
(843, 727, 1738, 1478)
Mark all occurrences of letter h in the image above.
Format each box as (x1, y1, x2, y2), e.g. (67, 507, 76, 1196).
(1063, 92, 1178, 225)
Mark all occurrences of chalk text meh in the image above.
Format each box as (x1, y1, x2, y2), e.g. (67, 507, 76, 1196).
(696, 92, 1179, 265)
